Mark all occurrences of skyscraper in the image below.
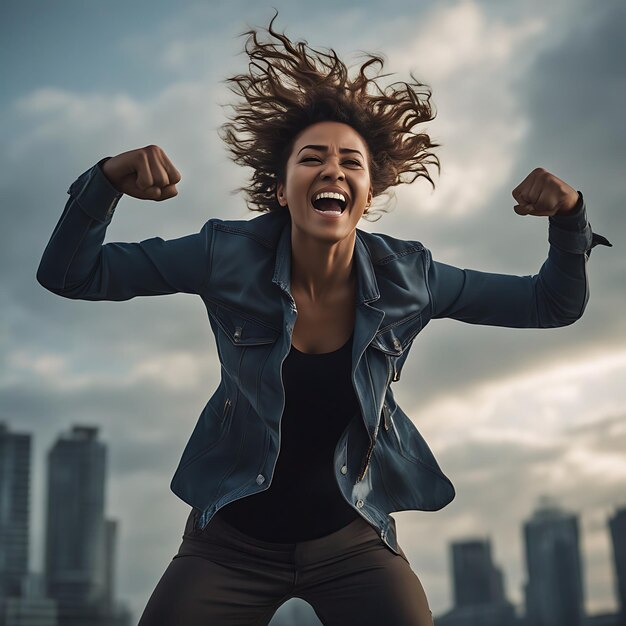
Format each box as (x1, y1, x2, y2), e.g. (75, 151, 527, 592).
(0, 422, 31, 599)
(452, 539, 505, 606)
(103, 519, 118, 610)
(523, 497, 585, 626)
(609, 507, 626, 626)
(44, 425, 107, 624)
(2, 573, 58, 626)
(435, 538, 516, 626)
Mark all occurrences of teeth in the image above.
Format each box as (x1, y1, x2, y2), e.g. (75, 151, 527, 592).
(313, 191, 347, 203)
(313, 208, 342, 216)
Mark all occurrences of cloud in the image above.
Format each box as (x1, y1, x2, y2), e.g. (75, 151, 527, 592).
(398, 406, 625, 614)
(387, 0, 546, 82)
(2, 0, 624, 621)
(393, 346, 626, 610)
(365, 1, 548, 225)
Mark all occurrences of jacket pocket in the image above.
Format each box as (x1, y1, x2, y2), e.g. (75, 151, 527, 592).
(178, 393, 235, 472)
(210, 304, 280, 382)
(209, 304, 281, 412)
(370, 311, 422, 383)
(211, 304, 280, 346)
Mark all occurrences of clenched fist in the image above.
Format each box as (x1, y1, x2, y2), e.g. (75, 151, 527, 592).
(101, 145, 181, 201)
(512, 168, 580, 217)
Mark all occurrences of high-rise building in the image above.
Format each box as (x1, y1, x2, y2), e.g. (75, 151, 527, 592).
(435, 538, 516, 626)
(44, 425, 107, 624)
(103, 519, 120, 611)
(523, 497, 585, 626)
(0, 422, 31, 599)
(43, 426, 132, 626)
(609, 507, 626, 626)
(1, 573, 57, 626)
(451, 539, 505, 606)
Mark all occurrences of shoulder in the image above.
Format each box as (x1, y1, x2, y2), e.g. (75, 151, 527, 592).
(356, 228, 428, 265)
(207, 209, 288, 250)
(357, 229, 432, 323)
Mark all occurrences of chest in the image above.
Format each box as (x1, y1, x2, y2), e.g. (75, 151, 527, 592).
(290, 289, 356, 355)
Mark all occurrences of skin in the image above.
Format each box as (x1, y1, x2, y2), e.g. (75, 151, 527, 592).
(276, 121, 373, 304)
(512, 167, 580, 216)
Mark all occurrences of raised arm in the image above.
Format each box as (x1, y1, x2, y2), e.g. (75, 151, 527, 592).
(36, 146, 215, 301)
(423, 169, 612, 328)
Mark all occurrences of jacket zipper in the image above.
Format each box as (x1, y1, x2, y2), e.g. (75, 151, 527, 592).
(222, 398, 232, 423)
(383, 353, 393, 432)
(391, 358, 399, 382)
(359, 354, 394, 481)
(358, 406, 382, 481)
(358, 441, 374, 481)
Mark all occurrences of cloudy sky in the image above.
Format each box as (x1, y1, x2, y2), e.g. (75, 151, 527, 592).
(2, 0, 624, 622)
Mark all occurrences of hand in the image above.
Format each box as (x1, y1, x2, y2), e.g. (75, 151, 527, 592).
(101, 145, 181, 201)
(512, 168, 579, 217)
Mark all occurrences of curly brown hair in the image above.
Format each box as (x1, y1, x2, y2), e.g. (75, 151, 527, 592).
(218, 10, 441, 221)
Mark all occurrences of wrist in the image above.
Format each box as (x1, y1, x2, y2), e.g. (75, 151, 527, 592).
(554, 191, 583, 217)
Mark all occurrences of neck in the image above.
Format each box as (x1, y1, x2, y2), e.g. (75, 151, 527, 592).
(289, 227, 356, 303)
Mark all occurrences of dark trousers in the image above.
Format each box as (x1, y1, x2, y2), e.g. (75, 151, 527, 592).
(137, 507, 434, 626)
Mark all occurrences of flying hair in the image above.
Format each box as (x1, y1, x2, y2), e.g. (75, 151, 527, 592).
(218, 9, 442, 221)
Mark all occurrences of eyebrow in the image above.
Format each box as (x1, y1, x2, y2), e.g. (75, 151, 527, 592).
(297, 144, 364, 158)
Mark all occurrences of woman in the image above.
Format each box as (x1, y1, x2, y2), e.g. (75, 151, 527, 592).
(37, 12, 611, 626)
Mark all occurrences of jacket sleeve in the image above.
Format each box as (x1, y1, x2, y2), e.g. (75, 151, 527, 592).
(36, 157, 214, 301)
(423, 191, 613, 328)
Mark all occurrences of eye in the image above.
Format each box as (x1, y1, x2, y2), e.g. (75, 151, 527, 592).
(300, 157, 362, 166)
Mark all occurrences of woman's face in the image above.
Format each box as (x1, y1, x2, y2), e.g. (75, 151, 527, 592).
(276, 121, 373, 243)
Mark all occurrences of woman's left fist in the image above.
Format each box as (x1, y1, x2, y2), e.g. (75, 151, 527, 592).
(512, 168, 579, 217)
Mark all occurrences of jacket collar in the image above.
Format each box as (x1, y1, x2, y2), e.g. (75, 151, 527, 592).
(271, 211, 381, 306)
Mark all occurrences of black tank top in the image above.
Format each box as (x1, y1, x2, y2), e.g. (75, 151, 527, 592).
(217, 331, 361, 541)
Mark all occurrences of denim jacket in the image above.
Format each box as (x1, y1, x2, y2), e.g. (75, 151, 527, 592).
(37, 157, 612, 557)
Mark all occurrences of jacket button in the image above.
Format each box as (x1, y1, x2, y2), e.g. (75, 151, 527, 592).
(340, 465, 347, 475)
(356, 499, 364, 508)
(286, 324, 293, 333)
(393, 338, 401, 350)
(256, 474, 265, 485)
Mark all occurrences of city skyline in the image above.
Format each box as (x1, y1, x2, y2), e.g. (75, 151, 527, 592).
(0, 421, 131, 626)
(1, 419, 624, 625)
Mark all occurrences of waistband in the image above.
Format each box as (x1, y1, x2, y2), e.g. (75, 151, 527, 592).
(190, 507, 375, 554)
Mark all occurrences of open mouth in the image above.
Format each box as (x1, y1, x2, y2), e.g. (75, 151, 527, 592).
(310, 196, 348, 216)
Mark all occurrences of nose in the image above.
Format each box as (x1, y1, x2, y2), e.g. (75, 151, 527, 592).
(320, 157, 345, 181)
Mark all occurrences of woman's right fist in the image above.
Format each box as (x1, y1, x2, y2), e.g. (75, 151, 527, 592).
(100, 145, 181, 201)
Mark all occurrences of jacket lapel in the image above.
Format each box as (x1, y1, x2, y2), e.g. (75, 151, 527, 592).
(271, 218, 386, 441)
(352, 232, 386, 440)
